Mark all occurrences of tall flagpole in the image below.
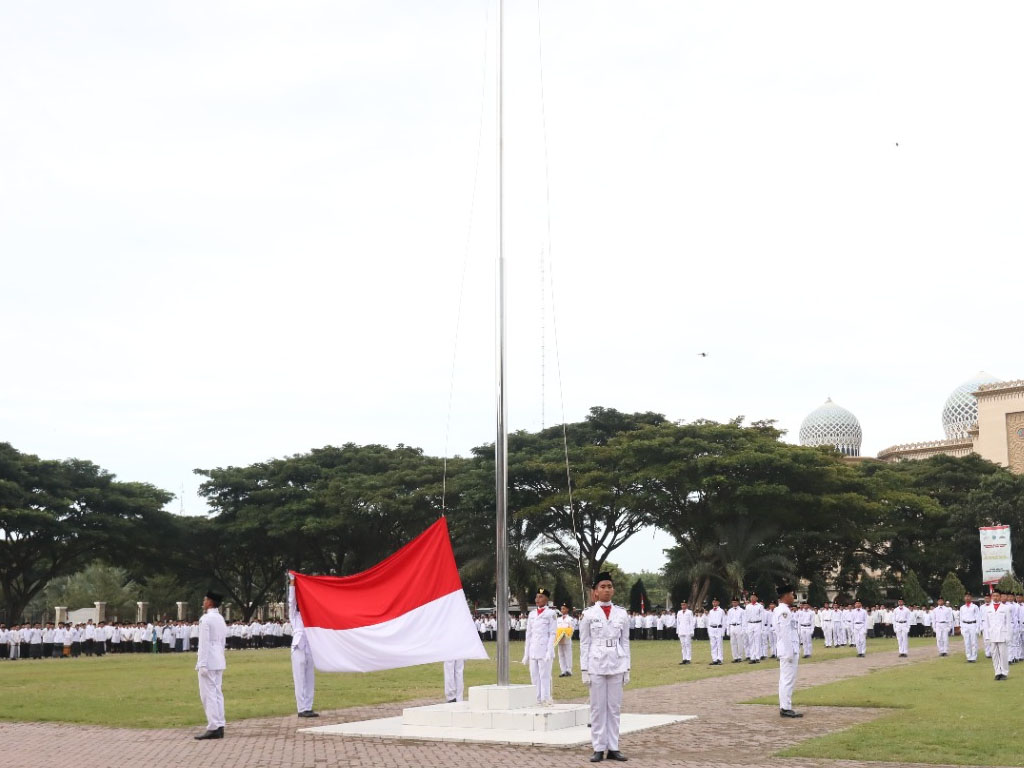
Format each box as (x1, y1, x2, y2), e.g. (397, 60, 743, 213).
(494, 0, 510, 688)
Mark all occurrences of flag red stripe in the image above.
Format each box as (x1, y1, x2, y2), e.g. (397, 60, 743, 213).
(291, 517, 463, 630)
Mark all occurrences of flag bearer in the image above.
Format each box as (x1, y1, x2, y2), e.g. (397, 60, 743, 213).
(288, 573, 319, 718)
(580, 572, 630, 763)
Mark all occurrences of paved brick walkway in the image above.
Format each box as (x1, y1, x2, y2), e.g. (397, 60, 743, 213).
(0, 638, 1009, 768)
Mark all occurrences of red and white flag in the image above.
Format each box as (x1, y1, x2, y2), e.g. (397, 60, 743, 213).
(291, 518, 488, 673)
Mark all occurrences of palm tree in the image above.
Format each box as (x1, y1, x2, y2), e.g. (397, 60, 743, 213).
(686, 517, 795, 606)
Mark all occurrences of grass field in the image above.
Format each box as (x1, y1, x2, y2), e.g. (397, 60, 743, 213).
(0, 636, 890, 728)
(750, 648, 1023, 767)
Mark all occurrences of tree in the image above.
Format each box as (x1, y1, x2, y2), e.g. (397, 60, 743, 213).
(43, 562, 141, 622)
(856, 574, 883, 605)
(629, 579, 649, 613)
(939, 571, 966, 606)
(996, 573, 1023, 594)
(0, 443, 173, 622)
(635, 419, 875, 607)
(900, 570, 929, 605)
(507, 407, 668, 589)
(807, 576, 828, 606)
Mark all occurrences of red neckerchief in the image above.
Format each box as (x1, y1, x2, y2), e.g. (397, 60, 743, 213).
(995, 603, 1000, 610)
(601, 605, 611, 619)
(537, 607, 545, 615)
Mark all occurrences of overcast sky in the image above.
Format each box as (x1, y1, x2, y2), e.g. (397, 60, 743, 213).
(2, 2, 1022, 573)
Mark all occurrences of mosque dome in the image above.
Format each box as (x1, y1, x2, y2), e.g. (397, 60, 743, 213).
(799, 398, 863, 457)
(942, 371, 1001, 439)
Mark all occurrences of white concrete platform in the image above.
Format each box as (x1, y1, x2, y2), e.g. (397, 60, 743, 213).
(299, 710, 696, 747)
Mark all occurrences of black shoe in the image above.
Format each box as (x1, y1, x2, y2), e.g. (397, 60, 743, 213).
(857, 653, 865, 657)
(683, 660, 690, 665)
(298, 710, 321, 717)
(968, 660, 976, 663)
(447, 699, 457, 703)
(899, 653, 907, 658)
(732, 659, 741, 663)
(780, 709, 803, 718)
(589, 752, 605, 762)
(606, 751, 628, 761)
(941, 653, 947, 657)
(194, 727, 224, 740)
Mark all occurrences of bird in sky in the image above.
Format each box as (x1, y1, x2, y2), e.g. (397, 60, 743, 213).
(697, 352, 708, 357)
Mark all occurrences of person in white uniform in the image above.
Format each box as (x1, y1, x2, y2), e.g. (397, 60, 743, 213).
(773, 585, 802, 718)
(960, 593, 980, 662)
(522, 587, 558, 705)
(851, 601, 868, 657)
(980, 593, 993, 658)
(892, 599, 912, 657)
(820, 603, 834, 648)
(932, 598, 954, 656)
(195, 590, 228, 740)
(796, 604, 814, 658)
(443, 659, 465, 702)
(726, 598, 745, 662)
(705, 597, 726, 665)
(580, 572, 630, 763)
(744, 594, 766, 663)
(985, 589, 1012, 681)
(675, 601, 695, 664)
(556, 604, 575, 677)
(287, 574, 319, 717)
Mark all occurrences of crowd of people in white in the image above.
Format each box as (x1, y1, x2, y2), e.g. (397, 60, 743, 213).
(0, 618, 296, 659)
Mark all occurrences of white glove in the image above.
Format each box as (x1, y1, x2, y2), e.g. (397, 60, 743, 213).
(521, 655, 528, 665)
(581, 671, 591, 686)
(623, 670, 630, 685)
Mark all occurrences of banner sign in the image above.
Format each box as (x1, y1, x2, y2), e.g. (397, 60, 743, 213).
(980, 525, 1013, 585)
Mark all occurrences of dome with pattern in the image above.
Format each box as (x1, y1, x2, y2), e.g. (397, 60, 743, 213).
(942, 371, 1001, 439)
(799, 398, 863, 457)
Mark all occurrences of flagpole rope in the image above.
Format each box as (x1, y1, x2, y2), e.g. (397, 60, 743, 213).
(535, 0, 587, 610)
(442, 4, 491, 514)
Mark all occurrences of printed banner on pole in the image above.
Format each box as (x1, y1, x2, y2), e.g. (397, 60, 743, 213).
(980, 525, 1013, 585)
(291, 517, 488, 673)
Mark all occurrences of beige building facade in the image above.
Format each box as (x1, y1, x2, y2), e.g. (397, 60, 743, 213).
(879, 376, 1024, 473)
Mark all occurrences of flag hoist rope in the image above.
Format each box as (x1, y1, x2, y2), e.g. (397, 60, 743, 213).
(536, 0, 587, 610)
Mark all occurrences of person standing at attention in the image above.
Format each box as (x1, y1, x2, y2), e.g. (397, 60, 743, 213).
(580, 572, 630, 763)
(774, 584, 802, 718)
(195, 590, 228, 740)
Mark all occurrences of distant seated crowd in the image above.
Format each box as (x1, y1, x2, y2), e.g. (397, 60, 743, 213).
(0, 618, 296, 659)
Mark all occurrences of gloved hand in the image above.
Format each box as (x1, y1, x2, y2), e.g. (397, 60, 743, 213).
(623, 670, 630, 685)
(581, 671, 591, 686)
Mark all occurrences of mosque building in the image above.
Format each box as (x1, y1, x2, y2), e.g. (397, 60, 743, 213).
(797, 372, 1024, 474)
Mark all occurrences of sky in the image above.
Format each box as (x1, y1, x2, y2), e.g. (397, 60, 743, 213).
(2, 2, 1023, 574)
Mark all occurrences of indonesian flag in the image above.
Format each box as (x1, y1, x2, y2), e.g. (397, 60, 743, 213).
(291, 518, 488, 673)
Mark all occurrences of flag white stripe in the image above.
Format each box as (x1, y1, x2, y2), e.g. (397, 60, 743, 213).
(304, 589, 489, 673)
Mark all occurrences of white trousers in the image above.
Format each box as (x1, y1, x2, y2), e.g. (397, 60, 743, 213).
(529, 657, 552, 702)
(557, 641, 573, 675)
(679, 635, 692, 661)
(708, 631, 724, 662)
(799, 627, 814, 656)
(935, 626, 950, 654)
(984, 635, 993, 658)
(962, 627, 979, 660)
(854, 627, 867, 655)
(589, 673, 624, 752)
(443, 660, 465, 702)
(764, 627, 775, 656)
(895, 628, 910, 655)
(291, 644, 316, 712)
(778, 652, 798, 710)
(992, 641, 1009, 677)
(197, 669, 225, 730)
(745, 626, 762, 660)
(822, 622, 833, 647)
(729, 630, 745, 660)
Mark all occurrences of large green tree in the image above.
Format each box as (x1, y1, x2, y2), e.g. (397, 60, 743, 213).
(0, 443, 173, 623)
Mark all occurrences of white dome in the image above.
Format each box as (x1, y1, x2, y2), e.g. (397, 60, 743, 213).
(942, 371, 1001, 439)
(799, 398, 863, 457)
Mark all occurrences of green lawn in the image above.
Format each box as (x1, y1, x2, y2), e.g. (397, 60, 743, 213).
(0, 636, 882, 728)
(750, 649, 1021, 766)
